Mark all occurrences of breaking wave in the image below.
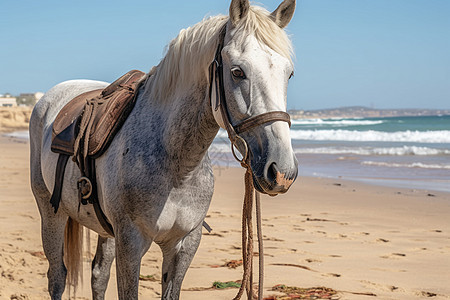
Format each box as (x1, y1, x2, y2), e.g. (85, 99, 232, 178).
(362, 161, 450, 170)
(294, 146, 450, 156)
(291, 118, 384, 126)
(290, 130, 450, 143)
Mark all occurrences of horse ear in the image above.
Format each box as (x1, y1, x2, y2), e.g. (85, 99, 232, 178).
(270, 0, 296, 28)
(229, 0, 250, 26)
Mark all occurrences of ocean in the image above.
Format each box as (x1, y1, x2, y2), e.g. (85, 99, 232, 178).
(210, 115, 450, 193)
(5, 115, 450, 193)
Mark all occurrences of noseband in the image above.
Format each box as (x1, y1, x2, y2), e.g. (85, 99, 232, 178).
(209, 24, 291, 165)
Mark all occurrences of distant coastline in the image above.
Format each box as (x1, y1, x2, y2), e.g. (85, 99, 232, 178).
(1, 106, 450, 134)
(288, 106, 450, 119)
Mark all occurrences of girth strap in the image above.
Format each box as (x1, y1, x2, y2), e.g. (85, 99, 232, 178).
(50, 154, 70, 213)
(51, 153, 115, 237)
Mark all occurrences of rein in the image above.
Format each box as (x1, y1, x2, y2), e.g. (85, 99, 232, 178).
(209, 24, 291, 300)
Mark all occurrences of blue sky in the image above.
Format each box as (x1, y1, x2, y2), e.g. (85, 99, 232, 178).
(1, 0, 449, 110)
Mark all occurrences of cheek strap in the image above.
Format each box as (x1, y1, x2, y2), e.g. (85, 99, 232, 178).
(209, 61, 227, 130)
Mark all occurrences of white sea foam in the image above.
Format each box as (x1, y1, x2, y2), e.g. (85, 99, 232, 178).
(216, 129, 228, 139)
(289, 130, 450, 143)
(294, 146, 450, 156)
(3, 131, 29, 140)
(209, 142, 231, 153)
(362, 161, 450, 170)
(212, 144, 450, 156)
(291, 119, 383, 126)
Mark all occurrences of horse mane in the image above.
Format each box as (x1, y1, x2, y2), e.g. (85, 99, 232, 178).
(149, 5, 294, 102)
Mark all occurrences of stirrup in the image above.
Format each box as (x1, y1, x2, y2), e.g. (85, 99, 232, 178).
(77, 176, 92, 204)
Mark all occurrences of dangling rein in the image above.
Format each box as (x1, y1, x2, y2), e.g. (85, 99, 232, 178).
(209, 25, 291, 300)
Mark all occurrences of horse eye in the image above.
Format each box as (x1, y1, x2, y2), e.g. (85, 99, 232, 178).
(289, 71, 294, 79)
(231, 67, 245, 79)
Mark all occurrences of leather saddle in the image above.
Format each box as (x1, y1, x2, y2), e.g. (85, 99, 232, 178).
(51, 70, 146, 157)
(50, 70, 146, 236)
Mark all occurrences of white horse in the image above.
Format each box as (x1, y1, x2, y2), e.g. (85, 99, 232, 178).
(29, 0, 298, 299)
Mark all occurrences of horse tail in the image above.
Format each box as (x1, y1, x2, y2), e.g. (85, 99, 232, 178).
(64, 217, 83, 292)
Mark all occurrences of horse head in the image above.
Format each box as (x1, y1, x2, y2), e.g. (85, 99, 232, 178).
(212, 0, 298, 196)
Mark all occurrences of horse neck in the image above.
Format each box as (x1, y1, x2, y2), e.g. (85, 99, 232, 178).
(139, 79, 219, 182)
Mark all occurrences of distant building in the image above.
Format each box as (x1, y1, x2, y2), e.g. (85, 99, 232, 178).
(16, 92, 43, 106)
(0, 94, 17, 107)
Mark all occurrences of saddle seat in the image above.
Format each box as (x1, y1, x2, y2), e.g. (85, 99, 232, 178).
(51, 70, 146, 157)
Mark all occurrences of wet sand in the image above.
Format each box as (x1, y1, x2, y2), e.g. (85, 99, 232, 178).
(1, 135, 449, 299)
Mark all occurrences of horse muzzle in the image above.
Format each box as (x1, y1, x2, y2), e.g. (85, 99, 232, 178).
(252, 156, 298, 196)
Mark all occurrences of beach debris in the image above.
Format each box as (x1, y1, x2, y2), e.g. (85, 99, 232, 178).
(306, 218, 336, 222)
(183, 280, 243, 292)
(306, 258, 322, 263)
(392, 253, 406, 257)
(225, 259, 243, 268)
(27, 250, 46, 260)
(10, 294, 30, 300)
(209, 259, 243, 269)
(420, 291, 438, 297)
(324, 273, 341, 278)
(270, 263, 317, 272)
(267, 284, 340, 299)
(202, 232, 224, 237)
(377, 238, 390, 243)
(390, 286, 399, 291)
(183, 280, 242, 291)
(213, 280, 242, 289)
(139, 274, 159, 282)
(427, 193, 436, 197)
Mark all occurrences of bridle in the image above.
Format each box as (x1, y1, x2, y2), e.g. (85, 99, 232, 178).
(208, 24, 291, 300)
(209, 24, 291, 166)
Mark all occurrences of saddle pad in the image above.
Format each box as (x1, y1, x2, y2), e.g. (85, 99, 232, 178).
(51, 70, 146, 157)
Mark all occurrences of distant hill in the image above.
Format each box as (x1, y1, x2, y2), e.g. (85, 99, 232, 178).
(0, 107, 32, 132)
(288, 106, 450, 119)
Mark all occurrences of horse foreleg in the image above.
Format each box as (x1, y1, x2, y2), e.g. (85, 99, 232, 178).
(161, 225, 202, 300)
(91, 235, 116, 300)
(115, 225, 151, 299)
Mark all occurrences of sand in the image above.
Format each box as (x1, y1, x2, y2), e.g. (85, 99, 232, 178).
(0, 135, 449, 300)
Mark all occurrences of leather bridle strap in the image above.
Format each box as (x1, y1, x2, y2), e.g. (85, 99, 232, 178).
(208, 24, 291, 300)
(235, 111, 291, 135)
(210, 24, 291, 163)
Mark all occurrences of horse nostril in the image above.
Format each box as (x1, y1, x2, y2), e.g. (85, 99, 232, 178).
(266, 162, 279, 184)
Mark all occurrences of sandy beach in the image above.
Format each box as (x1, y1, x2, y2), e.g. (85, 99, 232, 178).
(0, 134, 449, 300)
